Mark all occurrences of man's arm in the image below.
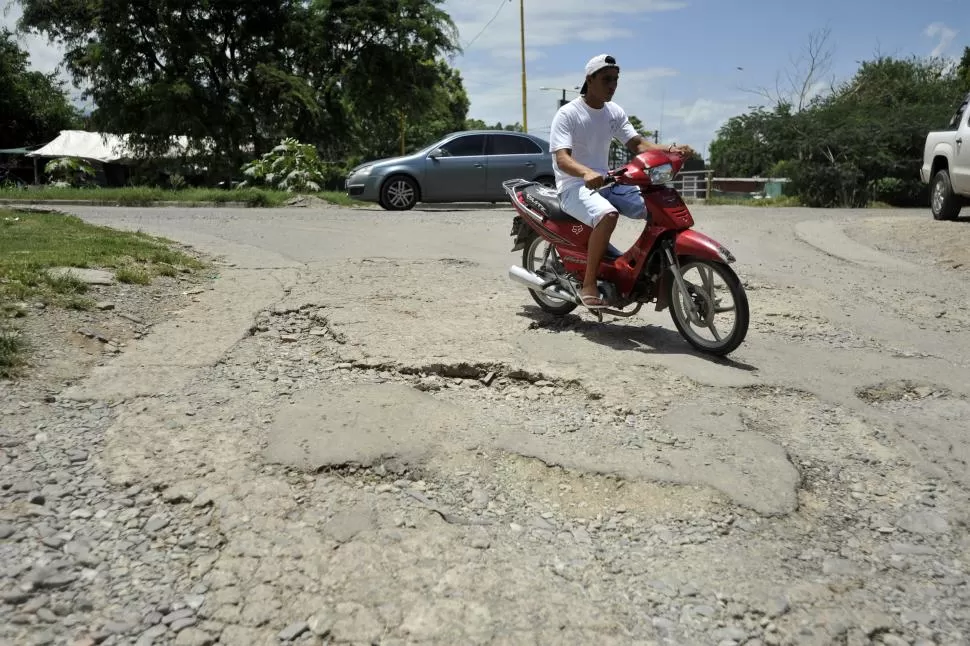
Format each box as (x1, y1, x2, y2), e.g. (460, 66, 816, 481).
(555, 149, 608, 188)
(625, 135, 676, 155)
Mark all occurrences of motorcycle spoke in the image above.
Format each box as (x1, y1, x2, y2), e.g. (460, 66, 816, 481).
(707, 322, 722, 341)
(700, 266, 714, 296)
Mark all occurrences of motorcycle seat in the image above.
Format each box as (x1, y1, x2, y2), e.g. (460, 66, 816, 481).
(520, 184, 621, 259)
(521, 184, 578, 222)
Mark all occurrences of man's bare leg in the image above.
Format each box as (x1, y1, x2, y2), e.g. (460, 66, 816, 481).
(581, 212, 618, 306)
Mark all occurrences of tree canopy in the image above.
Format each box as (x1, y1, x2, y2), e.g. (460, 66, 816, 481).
(0, 29, 80, 149)
(16, 0, 467, 175)
(710, 52, 968, 207)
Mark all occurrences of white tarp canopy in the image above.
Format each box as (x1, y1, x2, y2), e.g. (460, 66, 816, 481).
(27, 130, 207, 163)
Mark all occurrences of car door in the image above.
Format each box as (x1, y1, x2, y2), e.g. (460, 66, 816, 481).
(485, 134, 546, 199)
(422, 134, 487, 201)
(953, 101, 970, 194)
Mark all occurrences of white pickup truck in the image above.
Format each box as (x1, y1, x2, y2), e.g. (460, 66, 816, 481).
(922, 91, 970, 220)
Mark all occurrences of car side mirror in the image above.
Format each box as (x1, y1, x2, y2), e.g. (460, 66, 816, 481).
(429, 148, 447, 160)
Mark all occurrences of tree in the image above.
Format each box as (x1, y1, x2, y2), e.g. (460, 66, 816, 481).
(359, 60, 470, 161)
(708, 105, 798, 177)
(464, 120, 524, 132)
(0, 29, 80, 149)
(957, 46, 970, 92)
(711, 54, 965, 207)
(17, 0, 463, 176)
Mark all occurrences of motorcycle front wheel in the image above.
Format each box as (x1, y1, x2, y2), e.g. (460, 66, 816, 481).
(666, 259, 749, 355)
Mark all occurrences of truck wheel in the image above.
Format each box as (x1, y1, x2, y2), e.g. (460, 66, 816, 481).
(931, 169, 961, 221)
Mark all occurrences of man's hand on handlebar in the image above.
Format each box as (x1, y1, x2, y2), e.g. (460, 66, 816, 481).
(665, 143, 695, 157)
(583, 170, 606, 190)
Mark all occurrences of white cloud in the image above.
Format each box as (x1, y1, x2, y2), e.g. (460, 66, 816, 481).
(924, 22, 957, 57)
(658, 97, 751, 158)
(446, 0, 686, 56)
(666, 98, 740, 128)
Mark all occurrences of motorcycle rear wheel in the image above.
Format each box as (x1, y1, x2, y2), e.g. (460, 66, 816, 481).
(522, 233, 578, 315)
(666, 259, 748, 355)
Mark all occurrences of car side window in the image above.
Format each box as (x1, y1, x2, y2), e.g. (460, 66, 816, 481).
(487, 135, 542, 155)
(440, 135, 485, 157)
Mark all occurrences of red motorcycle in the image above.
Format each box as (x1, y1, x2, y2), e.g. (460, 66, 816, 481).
(505, 149, 749, 355)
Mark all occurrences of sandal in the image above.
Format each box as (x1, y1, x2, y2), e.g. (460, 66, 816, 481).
(580, 293, 608, 310)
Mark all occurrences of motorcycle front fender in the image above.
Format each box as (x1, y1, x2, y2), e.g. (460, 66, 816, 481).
(653, 230, 737, 312)
(673, 229, 736, 264)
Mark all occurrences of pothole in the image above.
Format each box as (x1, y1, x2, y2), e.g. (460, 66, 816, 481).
(248, 302, 346, 344)
(856, 380, 950, 404)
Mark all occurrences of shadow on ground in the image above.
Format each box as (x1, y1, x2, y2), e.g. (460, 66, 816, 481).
(516, 306, 759, 372)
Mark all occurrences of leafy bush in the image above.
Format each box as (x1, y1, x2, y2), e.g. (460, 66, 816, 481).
(44, 157, 96, 187)
(786, 161, 869, 208)
(868, 176, 927, 207)
(240, 138, 327, 192)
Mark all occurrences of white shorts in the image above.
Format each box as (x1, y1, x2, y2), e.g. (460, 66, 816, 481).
(559, 184, 646, 228)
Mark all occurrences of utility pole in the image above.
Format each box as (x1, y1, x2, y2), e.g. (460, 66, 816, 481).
(519, 0, 527, 132)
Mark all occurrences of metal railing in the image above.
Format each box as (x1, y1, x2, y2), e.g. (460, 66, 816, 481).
(669, 170, 713, 199)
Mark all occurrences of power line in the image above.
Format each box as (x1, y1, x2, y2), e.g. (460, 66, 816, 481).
(462, 0, 509, 51)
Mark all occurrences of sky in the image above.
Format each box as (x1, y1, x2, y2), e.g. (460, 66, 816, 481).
(442, 0, 968, 158)
(3, 0, 967, 159)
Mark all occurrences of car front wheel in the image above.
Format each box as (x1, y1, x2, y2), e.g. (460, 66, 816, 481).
(931, 169, 961, 221)
(380, 175, 419, 210)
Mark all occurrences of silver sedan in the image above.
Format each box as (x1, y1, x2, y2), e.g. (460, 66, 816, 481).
(345, 130, 555, 210)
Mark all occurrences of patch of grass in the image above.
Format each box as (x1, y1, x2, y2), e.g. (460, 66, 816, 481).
(0, 186, 367, 208)
(0, 208, 204, 311)
(696, 195, 802, 207)
(0, 326, 26, 378)
(156, 263, 179, 277)
(314, 191, 369, 207)
(0, 322, 27, 379)
(64, 296, 95, 310)
(115, 266, 152, 285)
(0, 186, 293, 207)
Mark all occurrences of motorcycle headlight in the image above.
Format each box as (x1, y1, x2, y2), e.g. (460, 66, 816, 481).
(649, 163, 674, 184)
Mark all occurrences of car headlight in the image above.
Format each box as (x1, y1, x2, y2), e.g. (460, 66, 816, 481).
(354, 165, 373, 176)
(649, 163, 674, 184)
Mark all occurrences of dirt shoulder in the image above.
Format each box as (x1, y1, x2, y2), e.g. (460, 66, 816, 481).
(843, 213, 970, 271)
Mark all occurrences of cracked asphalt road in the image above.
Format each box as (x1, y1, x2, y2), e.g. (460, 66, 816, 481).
(3, 202, 970, 646)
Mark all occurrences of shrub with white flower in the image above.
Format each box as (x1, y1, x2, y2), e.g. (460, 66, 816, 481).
(239, 138, 327, 192)
(44, 157, 96, 187)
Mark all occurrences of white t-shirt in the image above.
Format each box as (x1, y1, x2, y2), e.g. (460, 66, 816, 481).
(549, 97, 640, 193)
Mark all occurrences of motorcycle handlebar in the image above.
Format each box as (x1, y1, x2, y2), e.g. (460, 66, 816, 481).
(603, 148, 686, 184)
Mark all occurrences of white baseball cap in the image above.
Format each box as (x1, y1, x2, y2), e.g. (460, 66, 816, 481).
(585, 54, 618, 77)
(581, 54, 618, 94)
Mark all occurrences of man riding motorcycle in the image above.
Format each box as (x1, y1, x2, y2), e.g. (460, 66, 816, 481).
(548, 54, 692, 309)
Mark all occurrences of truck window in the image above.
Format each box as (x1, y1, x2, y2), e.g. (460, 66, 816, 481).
(947, 94, 969, 130)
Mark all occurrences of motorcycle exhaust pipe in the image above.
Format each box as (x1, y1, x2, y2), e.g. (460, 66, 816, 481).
(508, 265, 579, 304)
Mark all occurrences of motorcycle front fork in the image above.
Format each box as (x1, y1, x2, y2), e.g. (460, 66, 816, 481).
(663, 241, 699, 316)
